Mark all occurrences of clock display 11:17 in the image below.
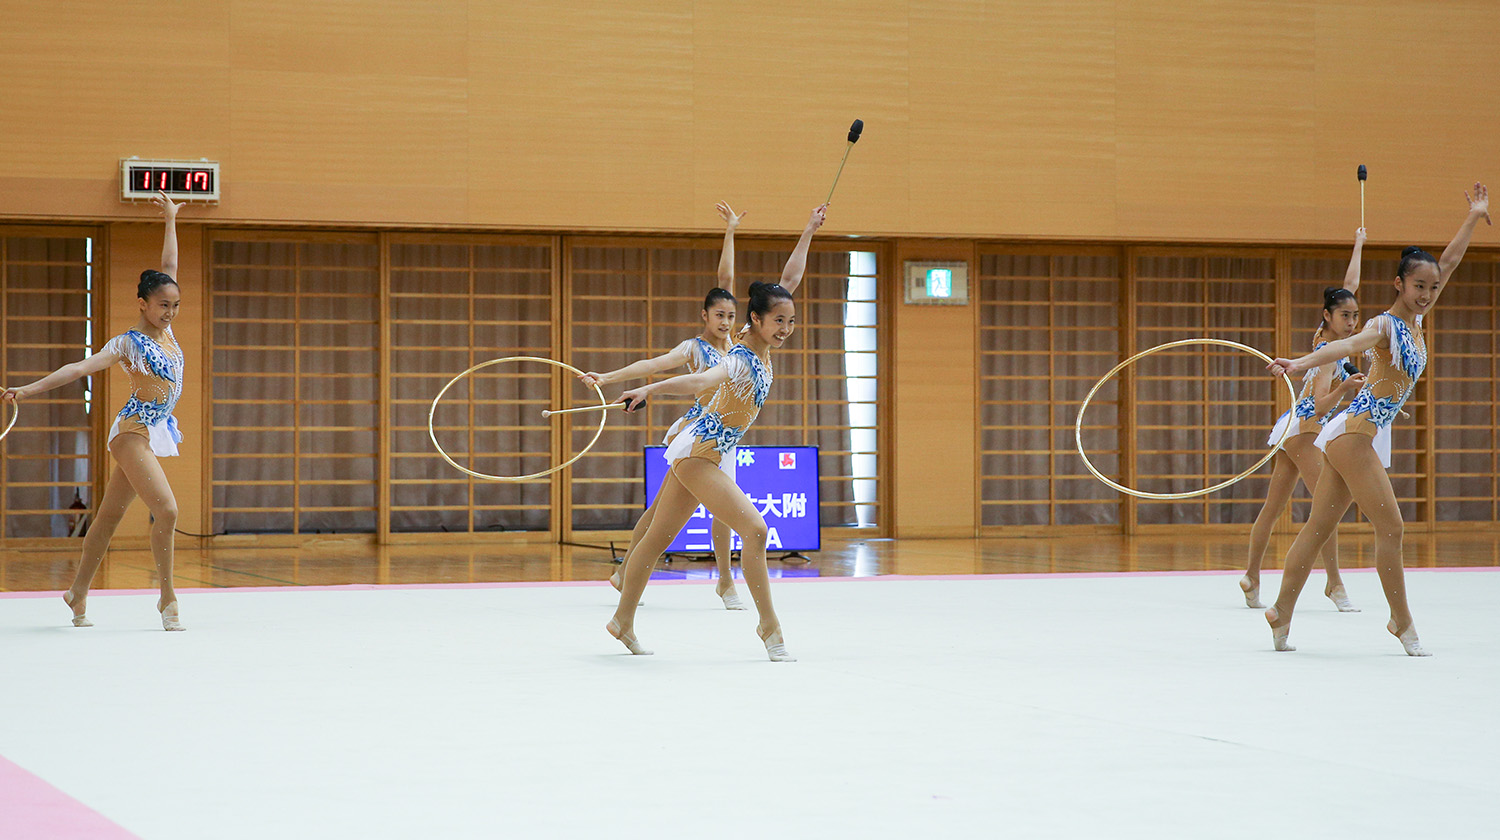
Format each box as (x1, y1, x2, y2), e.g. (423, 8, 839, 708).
(130, 166, 214, 193)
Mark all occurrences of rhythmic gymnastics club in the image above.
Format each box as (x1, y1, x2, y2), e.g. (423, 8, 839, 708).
(824, 119, 864, 206)
(542, 398, 645, 418)
(1358, 164, 1368, 229)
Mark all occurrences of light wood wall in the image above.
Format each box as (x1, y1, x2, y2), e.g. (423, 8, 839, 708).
(1, 2, 1497, 245)
(891, 239, 976, 537)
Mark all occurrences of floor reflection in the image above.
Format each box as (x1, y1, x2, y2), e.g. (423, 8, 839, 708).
(2, 530, 1497, 592)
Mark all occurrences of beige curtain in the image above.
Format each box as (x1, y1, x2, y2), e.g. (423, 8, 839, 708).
(388, 241, 554, 534)
(980, 252, 1122, 527)
(1429, 260, 1497, 522)
(566, 245, 672, 531)
(211, 238, 381, 534)
(2, 235, 93, 538)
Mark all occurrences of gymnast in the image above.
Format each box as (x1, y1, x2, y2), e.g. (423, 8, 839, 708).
(3, 192, 190, 630)
(586, 203, 825, 616)
(605, 271, 814, 660)
(1264, 184, 1490, 654)
(581, 202, 750, 608)
(1242, 228, 1368, 612)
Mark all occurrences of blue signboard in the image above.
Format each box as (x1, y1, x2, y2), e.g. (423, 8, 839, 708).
(643, 445, 822, 554)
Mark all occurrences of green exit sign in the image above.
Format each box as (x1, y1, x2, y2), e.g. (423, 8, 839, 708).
(926, 268, 953, 298)
(904, 261, 969, 305)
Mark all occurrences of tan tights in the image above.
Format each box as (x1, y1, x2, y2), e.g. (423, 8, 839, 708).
(1268, 434, 1412, 634)
(1245, 435, 1343, 593)
(612, 457, 781, 639)
(622, 480, 736, 592)
(66, 434, 179, 616)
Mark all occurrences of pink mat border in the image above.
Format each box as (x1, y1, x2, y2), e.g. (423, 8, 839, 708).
(0, 755, 141, 840)
(2, 564, 1495, 599)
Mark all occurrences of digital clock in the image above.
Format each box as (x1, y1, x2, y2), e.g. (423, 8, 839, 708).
(119, 158, 220, 203)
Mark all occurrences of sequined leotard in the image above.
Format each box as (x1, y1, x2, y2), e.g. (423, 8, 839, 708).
(662, 343, 771, 469)
(1314, 313, 1426, 469)
(1267, 341, 1353, 445)
(103, 328, 184, 457)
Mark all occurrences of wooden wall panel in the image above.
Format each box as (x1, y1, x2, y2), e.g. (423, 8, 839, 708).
(892, 239, 975, 538)
(1, 2, 1497, 245)
(0, 4, 230, 218)
(1310, 1, 1500, 238)
(1116, 3, 1318, 241)
(228, 70, 470, 224)
(209, 232, 382, 535)
(466, 2, 698, 230)
(908, 1, 1118, 238)
(685, 1, 913, 232)
(227, 1, 471, 78)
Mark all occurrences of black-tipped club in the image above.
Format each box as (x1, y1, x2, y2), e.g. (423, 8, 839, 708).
(1357, 164, 1368, 181)
(826, 119, 864, 204)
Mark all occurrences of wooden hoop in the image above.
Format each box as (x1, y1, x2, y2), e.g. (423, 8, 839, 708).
(428, 356, 607, 482)
(1074, 338, 1299, 500)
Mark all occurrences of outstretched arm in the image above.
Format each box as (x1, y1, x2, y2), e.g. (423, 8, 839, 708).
(2, 348, 121, 403)
(578, 347, 689, 389)
(778, 204, 827, 295)
(1268, 327, 1383, 379)
(1432, 183, 1489, 305)
(715, 201, 745, 295)
(1342, 227, 1366, 293)
(618, 366, 730, 410)
(152, 191, 184, 278)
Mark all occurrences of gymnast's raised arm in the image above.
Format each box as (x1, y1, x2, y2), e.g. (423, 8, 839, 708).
(715, 201, 745, 296)
(152, 190, 184, 279)
(1430, 182, 1490, 307)
(778, 204, 827, 295)
(1342, 227, 1366, 294)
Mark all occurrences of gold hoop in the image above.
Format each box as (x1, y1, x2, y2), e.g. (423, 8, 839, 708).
(1074, 338, 1299, 500)
(0, 400, 16, 444)
(428, 356, 608, 482)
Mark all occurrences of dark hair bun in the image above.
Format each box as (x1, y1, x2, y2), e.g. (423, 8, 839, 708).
(703, 287, 735, 310)
(746, 281, 793, 321)
(137, 269, 178, 300)
(1397, 246, 1438, 279)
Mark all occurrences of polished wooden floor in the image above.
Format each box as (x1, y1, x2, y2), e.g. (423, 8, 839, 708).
(4, 530, 1500, 593)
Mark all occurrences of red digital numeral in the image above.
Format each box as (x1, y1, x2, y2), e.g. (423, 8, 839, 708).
(192, 171, 209, 191)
